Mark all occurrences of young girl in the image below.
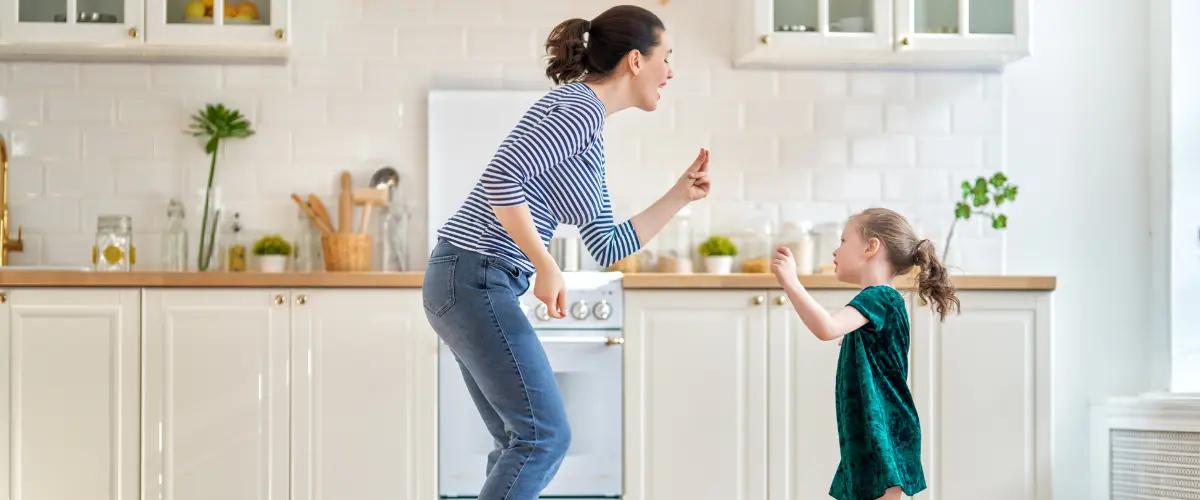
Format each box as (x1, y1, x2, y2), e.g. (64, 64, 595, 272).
(771, 207, 959, 500)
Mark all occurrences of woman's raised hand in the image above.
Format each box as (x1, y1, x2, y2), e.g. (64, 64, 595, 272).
(673, 148, 711, 202)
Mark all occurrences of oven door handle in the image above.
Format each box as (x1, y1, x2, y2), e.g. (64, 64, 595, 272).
(538, 336, 625, 346)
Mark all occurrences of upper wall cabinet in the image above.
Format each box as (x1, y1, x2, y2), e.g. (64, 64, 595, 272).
(737, 0, 1029, 69)
(0, 0, 289, 62)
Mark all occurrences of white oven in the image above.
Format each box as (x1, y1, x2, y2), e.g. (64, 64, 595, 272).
(438, 272, 623, 499)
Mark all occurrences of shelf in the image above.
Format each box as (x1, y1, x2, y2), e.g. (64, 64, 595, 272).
(0, 40, 288, 63)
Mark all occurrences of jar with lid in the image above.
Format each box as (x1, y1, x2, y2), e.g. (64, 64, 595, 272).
(812, 222, 844, 274)
(656, 206, 694, 273)
(735, 209, 774, 273)
(778, 220, 815, 275)
(93, 215, 135, 271)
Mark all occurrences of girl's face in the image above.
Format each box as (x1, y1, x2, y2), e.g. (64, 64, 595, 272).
(832, 217, 873, 283)
(631, 31, 674, 112)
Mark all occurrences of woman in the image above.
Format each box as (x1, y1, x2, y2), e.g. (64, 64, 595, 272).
(422, 5, 710, 499)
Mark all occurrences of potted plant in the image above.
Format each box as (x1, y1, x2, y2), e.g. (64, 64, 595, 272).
(945, 172, 1019, 262)
(187, 103, 254, 271)
(253, 235, 292, 273)
(699, 236, 737, 274)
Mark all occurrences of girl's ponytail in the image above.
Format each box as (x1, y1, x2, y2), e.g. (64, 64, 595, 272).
(911, 238, 959, 321)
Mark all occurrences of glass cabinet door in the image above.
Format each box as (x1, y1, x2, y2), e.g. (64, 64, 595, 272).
(915, 0, 957, 33)
(969, 0, 1014, 34)
(896, 0, 1024, 54)
(5, 0, 141, 43)
(769, 0, 890, 50)
(164, 0, 271, 26)
(828, 0, 873, 33)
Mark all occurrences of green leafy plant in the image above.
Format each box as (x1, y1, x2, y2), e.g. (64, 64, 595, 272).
(253, 235, 293, 256)
(187, 103, 255, 270)
(945, 172, 1019, 260)
(698, 236, 738, 257)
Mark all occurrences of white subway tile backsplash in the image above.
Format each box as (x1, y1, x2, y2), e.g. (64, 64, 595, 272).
(850, 72, 915, 101)
(813, 170, 883, 201)
(43, 234, 91, 267)
(467, 27, 537, 61)
(11, 198, 80, 231)
(46, 94, 114, 124)
(1, 91, 45, 125)
(712, 133, 777, 170)
(19, 0, 1004, 273)
(917, 72, 983, 102)
(675, 98, 740, 131)
(80, 64, 151, 89)
(118, 95, 182, 125)
(6, 159, 43, 198)
(745, 169, 811, 202)
(851, 135, 915, 167)
(10, 63, 77, 90)
(743, 100, 812, 132)
(83, 128, 154, 160)
(328, 24, 398, 57)
(886, 101, 951, 133)
(45, 160, 115, 198)
(11, 127, 80, 161)
(780, 136, 847, 167)
(917, 136, 984, 168)
(884, 170, 951, 201)
(6, 233, 41, 266)
(953, 101, 1001, 133)
(151, 65, 221, 90)
(815, 102, 884, 134)
(781, 71, 848, 99)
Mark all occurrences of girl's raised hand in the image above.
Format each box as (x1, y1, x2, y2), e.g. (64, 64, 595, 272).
(771, 246, 799, 285)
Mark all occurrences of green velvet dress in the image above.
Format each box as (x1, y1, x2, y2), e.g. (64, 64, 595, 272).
(829, 285, 927, 500)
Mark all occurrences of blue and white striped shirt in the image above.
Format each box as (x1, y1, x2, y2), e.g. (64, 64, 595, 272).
(437, 82, 642, 274)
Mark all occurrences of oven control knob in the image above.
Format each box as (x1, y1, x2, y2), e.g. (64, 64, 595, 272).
(535, 303, 552, 321)
(570, 300, 591, 320)
(593, 300, 612, 320)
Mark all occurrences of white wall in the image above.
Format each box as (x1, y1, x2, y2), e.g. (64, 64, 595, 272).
(2, 0, 1003, 274)
(1005, 0, 1163, 497)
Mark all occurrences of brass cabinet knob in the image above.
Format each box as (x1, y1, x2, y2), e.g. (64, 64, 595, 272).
(759, 34, 770, 45)
(273, 294, 285, 306)
(128, 26, 138, 38)
(605, 337, 624, 346)
(900, 36, 911, 47)
(274, 28, 285, 40)
(775, 295, 788, 305)
(752, 295, 766, 306)
(295, 294, 308, 306)
(0, 292, 7, 304)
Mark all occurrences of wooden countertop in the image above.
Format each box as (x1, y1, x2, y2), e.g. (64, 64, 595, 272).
(0, 270, 1055, 291)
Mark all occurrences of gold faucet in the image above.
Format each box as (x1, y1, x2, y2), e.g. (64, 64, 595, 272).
(1, 135, 24, 266)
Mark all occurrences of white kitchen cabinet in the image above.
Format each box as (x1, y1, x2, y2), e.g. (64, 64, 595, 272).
(0, 0, 142, 44)
(909, 291, 1051, 500)
(624, 290, 769, 500)
(737, 0, 1028, 69)
(628, 287, 1052, 500)
(142, 289, 291, 500)
(289, 289, 437, 500)
(0, 288, 140, 500)
(766, 290, 857, 500)
(0, 0, 288, 61)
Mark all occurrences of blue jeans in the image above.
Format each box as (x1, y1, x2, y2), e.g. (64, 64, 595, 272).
(423, 240, 571, 500)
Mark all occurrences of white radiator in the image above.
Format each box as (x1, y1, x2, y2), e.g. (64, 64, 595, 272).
(1110, 429, 1200, 499)
(1093, 395, 1200, 499)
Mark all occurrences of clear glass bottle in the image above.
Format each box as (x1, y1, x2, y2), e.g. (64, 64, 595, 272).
(380, 202, 410, 272)
(93, 215, 134, 272)
(225, 212, 247, 272)
(292, 209, 321, 272)
(162, 199, 188, 272)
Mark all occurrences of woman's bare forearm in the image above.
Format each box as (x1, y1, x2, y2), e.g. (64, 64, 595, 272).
(493, 204, 555, 269)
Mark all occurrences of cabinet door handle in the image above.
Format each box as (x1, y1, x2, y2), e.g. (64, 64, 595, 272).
(274, 28, 285, 40)
(0, 292, 7, 304)
(273, 294, 285, 306)
(900, 36, 911, 47)
(775, 295, 788, 305)
(128, 26, 138, 38)
(759, 34, 770, 45)
(752, 295, 766, 306)
(295, 294, 308, 306)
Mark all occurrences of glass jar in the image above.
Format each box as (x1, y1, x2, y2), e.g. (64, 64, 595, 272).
(292, 209, 321, 272)
(656, 207, 694, 273)
(737, 210, 774, 273)
(812, 222, 844, 274)
(778, 221, 815, 275)
(93, 215, 134, 271)
(379, 202, 410, 272)
(225, 212, 246, 272)
(161, 199, 188, 272)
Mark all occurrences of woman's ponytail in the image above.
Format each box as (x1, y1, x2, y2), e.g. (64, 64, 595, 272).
(545, 18, 593, 84)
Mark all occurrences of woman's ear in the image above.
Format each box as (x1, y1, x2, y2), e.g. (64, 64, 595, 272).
(626, 49, 643, 76)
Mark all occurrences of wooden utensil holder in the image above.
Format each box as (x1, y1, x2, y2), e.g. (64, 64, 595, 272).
(321, 234, 372, 272)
